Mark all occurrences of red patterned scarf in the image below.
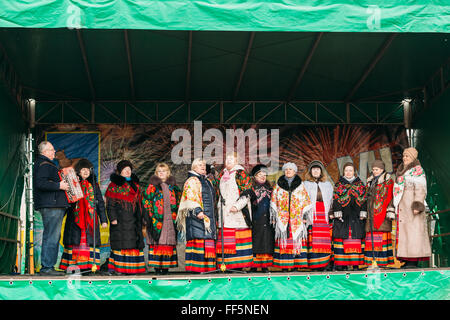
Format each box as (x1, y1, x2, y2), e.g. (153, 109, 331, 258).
(72, 179, 97, 262)
(334, 177, 367, 207)
(105, 181, 139, 202)
(367, 174, 393, 230)
(74, 180, 96, 234)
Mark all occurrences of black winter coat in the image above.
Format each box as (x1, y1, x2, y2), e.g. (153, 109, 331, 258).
(33, 154, 69, 210)
(105, 173, 145, 250)
(185, 172, 217, 241)
(331, 176, 367, 240)
(63, 174, 108, 247)
(244, 181, 274, 255)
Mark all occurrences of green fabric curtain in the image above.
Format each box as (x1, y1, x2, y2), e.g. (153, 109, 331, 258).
(0, 83, 26, 274)
(0, 1, 449, 32)
(415, 87, 450, 267)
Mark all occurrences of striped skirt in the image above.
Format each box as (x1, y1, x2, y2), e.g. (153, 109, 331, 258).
(364, 231, 394, 266)
(216, 228, 253, 269)
(252, 254, 273, 268)
(307, 202, 332, 269)
(148, 245, 178, 269)
(185, 239, 216, 273)
(59, 246, 101, 272)
(333, 228, 365, 266)
(273, 238, 308, 269)
(108, 249, 147, 274)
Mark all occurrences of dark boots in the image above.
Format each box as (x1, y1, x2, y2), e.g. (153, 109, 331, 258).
(155, 268, 169, 275)
(402, 261, 419, 269)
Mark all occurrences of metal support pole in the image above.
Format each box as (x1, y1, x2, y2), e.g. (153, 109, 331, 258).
(25, 131, 35, 274)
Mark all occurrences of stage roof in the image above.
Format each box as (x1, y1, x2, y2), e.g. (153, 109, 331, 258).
(0, 2, 448, 124)
(0, 30, 448, 102)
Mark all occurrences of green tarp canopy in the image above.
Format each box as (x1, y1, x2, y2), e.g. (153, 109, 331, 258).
(1, 1, 449, 33)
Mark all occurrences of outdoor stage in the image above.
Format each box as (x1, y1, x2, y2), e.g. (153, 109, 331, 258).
(1, 268, 449, 300)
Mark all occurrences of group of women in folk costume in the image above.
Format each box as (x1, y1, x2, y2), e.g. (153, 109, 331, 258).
(60, 146, 430, 274)
(177, 154, 275, 273)
(268, 147, 430, 271)
(329, 147, 431, 270)
(63, 158, 181, 275)
(104, 160, 182, 275)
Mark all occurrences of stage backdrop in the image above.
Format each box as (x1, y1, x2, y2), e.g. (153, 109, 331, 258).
(33, 123, 409, 271)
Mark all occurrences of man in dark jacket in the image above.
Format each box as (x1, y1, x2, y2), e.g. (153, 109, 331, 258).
(33, 141, 69, 276)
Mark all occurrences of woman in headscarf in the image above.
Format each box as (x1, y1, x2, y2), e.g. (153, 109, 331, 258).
(245, 164, 275, 273)
(270, 162, 312, 271)
(363, 160, 395, 267)
(105, 160, 146, 275)
(331, 162, 367, 271)
(60, 158, 108, 274)
(393, 147, 431, 269)
(176, 158, 217, 273)
(303, 160, 334, 271)
(216, 152, 253, 271)
(142, 163, 181, 275)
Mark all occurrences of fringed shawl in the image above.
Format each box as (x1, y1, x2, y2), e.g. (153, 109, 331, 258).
(176, 172, 212, 241)
(270, 175, 312, 254)
(303, 179, 334, 224)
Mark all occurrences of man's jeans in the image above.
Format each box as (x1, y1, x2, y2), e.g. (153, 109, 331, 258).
(39, 208, 66, 271)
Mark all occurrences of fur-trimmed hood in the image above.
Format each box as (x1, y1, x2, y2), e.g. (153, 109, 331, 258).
(110, 172, 140, 187)
(396, 159, 421, 177)
(149, 174, 177, 187)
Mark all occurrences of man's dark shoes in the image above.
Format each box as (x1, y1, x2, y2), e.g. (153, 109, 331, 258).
(39, 269, 64, 276)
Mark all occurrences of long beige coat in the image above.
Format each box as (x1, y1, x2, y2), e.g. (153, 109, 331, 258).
(393, 160, 431, 258)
